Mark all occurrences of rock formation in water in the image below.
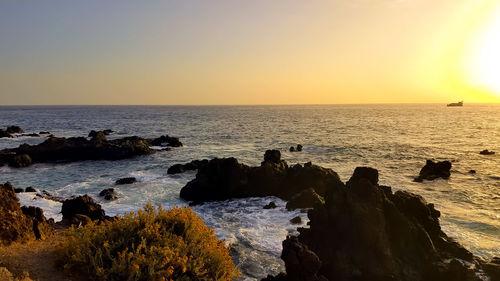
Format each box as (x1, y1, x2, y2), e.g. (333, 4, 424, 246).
(180, 150, 342, 205)
(167, 159, 209, 174)
(115, 177, 137, 185)
(0, 131, 182, 168)
(413, 160, 452, 182)
(264, 167, 500, 281)
(0, 182, 52, 245)
(61, 195, 109, 224)
(480, 149, 495, 155)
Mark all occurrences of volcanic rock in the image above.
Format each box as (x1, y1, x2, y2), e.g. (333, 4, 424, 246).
(148, 135, 183, 147)
(414, 160, 452, 182)
(290, 216, 302, 224)
(6, 126, 24, 134)
(61, 195, 106, 221)
(0, 133, 160, 167)
(0, 182, 52, 245)
(115, 177, 137, 185)
(99, 188, 117, 200)
(286, 188, 324, 210)
(264, 201, 277, 209)
(167, 159, 209, 174)
(268, 167, 485, 281)
(480, 150, 495, 155)
(180, 151, 343, 203)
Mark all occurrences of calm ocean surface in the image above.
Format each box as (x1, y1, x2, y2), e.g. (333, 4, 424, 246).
(0, 104, 499, 280)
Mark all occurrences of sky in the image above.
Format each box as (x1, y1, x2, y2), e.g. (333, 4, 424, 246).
(1, 0, 499, 105)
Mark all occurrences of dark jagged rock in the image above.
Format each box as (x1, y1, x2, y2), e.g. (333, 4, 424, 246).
(167, 159, 209, 174)
(6, 126, 24, 134)
(39, 131, 50, 135)
(268, 167, 487, 281)
(286, 188, 324, 210)
(264, 149, 282, 164)
(0, 133, 161, 167)
(14, 188, 24, 193)
(278, 237, 326, 281)
(480, 149, 495, 155)
(115, 177, 137, 185)
(469, 170, 476, 174)
(0, 130, 12, 138)
(88, 129, 113, 138)
(148, 135, 183, 147)
(25, 187, 37, 192)
(99, 188, 117, 200)
(414, 160, 452, 182)
(264, 201, 277, 209)
(180, 151, 343, 203)
(61, 195, 107, 222)
(290, 216, 302, 224)
(0, 182, 52, 245)
(347, 166, 379, 186)
(9, 154, 32, 168)
(481, 257, 500, 281)
(290, 145, 303, 152)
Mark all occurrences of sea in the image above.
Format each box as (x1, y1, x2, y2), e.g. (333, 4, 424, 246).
(0, 104, 499, 280)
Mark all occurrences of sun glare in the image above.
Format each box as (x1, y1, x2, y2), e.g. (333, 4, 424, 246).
(465, 4, 500, 96)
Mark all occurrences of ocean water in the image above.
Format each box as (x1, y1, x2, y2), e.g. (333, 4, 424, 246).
(0, 104, 499, 280)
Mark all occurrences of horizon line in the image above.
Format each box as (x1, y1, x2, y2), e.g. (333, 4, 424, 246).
(0, 102, 499, 107)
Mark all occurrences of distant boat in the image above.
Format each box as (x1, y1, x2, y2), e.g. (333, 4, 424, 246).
(447, 101, 463, 107)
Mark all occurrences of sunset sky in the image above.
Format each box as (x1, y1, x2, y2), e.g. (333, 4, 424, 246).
(1, 0, 499, 105)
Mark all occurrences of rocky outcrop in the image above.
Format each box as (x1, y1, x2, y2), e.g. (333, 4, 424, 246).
(414, 160, 452, 182)
(179, 151, 343, 203)
(0, 126, 24, 138)
(267, 167, 494, 281)
(0, 182, 52, 245)
(88, 129, 114, 138)
(0, 132, 170, 167)
(167, 159, 209, 174)
(61, 195, 108, 222)
(264, 201, 277, 209)
(115, 177, 137, 185)
(6, 126, 24, 134)
(480, 149, 495, 155)
(99, 188, 117, 200)
(289, 144, 303, 152)
(9, 154, 32, 168)
(148, 135, 183, 147)
(286, 188, 324, 210)
(0, 126, 44, 139)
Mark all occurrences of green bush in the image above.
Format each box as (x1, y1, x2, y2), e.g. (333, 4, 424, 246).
(56, 205, 240, 281)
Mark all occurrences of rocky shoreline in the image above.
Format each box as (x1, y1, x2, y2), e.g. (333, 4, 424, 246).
(0, 127, 182, 168)
(1, 128, 498, 280)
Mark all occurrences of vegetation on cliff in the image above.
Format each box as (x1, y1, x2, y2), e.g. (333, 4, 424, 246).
(56, 205, 239, 281)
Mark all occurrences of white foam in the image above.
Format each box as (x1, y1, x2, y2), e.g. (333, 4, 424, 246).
(17, 193, 62, 222)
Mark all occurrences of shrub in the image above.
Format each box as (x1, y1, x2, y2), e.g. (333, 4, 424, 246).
(56, 205, 240, 281)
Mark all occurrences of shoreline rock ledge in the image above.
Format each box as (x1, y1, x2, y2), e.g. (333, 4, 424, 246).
(180, 150, 342, 206)
(263, 167, 500, 281)
(179, 152, 498, 281)
(0, 131, 182, 168)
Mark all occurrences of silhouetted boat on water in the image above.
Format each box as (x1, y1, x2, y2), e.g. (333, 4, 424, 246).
(447, 101, 463, 107)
